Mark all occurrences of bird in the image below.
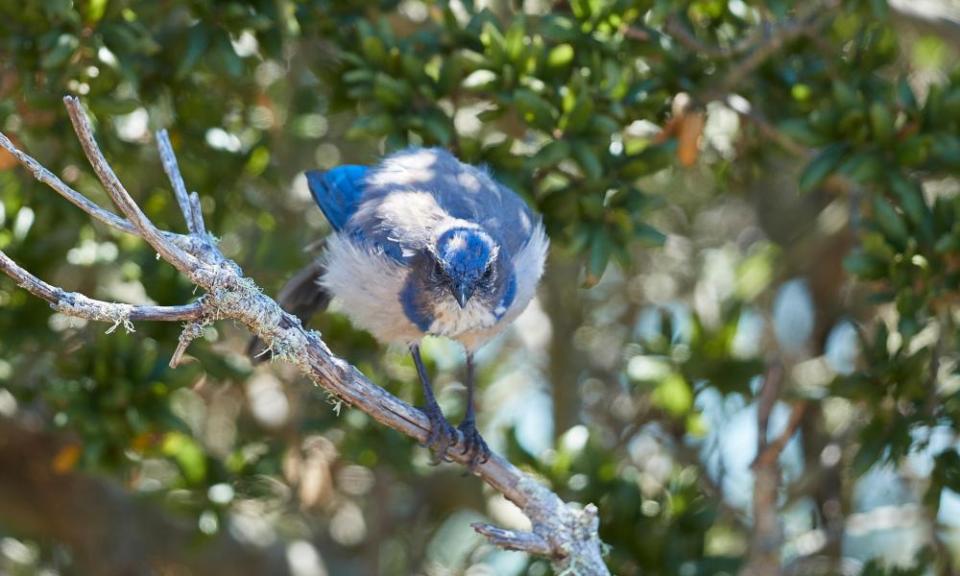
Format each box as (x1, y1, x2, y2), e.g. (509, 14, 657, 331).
(260, 148, 548, 466)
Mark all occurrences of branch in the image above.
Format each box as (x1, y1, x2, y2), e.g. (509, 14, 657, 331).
(0, 250, 204, 324)
(0, 131, 136, 235)
(0, 97, 610, 575)
(754, 400, 808, 469)
(63, 96, 200, 277)
(0, 416, 293, 576)
(696, 0, 842, 102)
(741, 363, 789, 576)
(156, 128, 201, 236)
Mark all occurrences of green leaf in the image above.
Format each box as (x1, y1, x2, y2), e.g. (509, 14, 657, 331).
(634, 223, 666, 246)
(777, 118, 827, 147)
(896, 134, 930, 167)
(897, 76, 918, 110)
(572, 141, 602, 181)
(513, 89, 556, 130)
(887, 172, 933, 242)
(176, 26, 210, 79)
(361, 35, 387, 65)
(564, 93, 594, 134)
(585, 231, 611, 287)
(836, 151, 882, 184)
(652, 374, 693, 417)
(621, 141, 676, 178)
(422, 112, 453, 146)
(843, 251, 888, 280)
(41, 33, 79, 69)
(528, 140, 571, 168)
(547, 43, 575, 69)
(868, 102, 894, 144)
(871, 195, 910, 249)
(84, 0, 108, 23)
(373, 74, 411, 108)
(437, 55, 463, 94)
(162, 432, 207, 485)
(541, 16, 578, 41)
(347, 114, 395, 139)
(798, 144, 847, 193)
(504, 19, 526, 63)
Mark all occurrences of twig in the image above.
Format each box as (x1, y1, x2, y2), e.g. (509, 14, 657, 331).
(63, 96, 199, 277)
(472, 523, 553, 555)
(754, 400, 808, 469)
(0, 250, 204, 323)
(737, 106, 810, 158)
(0, 97, 610, 575)
(740, 363, 786, 576)
(189, 191, 206, 237)
(0, 132, 136, 235)
(662, 15, 738, 58)
(170, 320, 206, 368)
(700, 0, 841, 102)
(156, 129, 199, 236)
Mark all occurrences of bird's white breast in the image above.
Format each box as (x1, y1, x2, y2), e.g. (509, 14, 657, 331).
(321, 234, 423, 344)
(321, 219, 549, 351)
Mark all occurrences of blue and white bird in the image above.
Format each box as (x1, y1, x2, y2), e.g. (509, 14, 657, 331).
(280, 148, 548, 465)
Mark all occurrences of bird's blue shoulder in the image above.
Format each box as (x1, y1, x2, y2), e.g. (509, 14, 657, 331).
(400, 279, 434, 332)
(305, 165, 368, 231)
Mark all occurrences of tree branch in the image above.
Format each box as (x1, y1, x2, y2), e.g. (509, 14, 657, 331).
(0, 250, 204, 324)
(157, 128, 201, 236)
(0, 96, 610, 575)
(63, 96, 200, 276)
(741, 363, 798, 576)
(0, 131, 136, 235)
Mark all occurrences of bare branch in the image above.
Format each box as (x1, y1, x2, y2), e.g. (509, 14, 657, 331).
(0, 250, 204, 323)
(0, 131, 136, 235)
(662, 15, 734, 58)
(700, 0, 841, 103)
(156, 128, 198, 236)
(170, 321, 206, 368)
(472, 523, 552, 555)
(741, 364, 786, 576)
(62, 96, 199, 276)
(754, 401, 808, 469)
(0, 97, 611, 575)
(189, 191, 207, 236)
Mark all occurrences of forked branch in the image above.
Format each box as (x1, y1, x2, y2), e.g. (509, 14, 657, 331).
(0, 96, 609, 575)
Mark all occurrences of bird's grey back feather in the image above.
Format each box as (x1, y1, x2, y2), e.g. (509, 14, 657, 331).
(346, 148, 539, 258)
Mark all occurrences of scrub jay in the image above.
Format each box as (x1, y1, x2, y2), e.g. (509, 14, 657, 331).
(260, 148, 548, 466)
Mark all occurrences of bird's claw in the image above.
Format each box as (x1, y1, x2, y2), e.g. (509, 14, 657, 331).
(424, 403, 458, 464)
(458, 418, 490, 469)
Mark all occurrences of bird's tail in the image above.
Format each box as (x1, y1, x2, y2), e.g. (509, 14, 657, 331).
(247, 259, 330, 363)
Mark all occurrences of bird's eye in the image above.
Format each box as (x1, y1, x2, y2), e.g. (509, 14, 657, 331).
(432, 260, 444, 277)
(482, 265, 494, 281)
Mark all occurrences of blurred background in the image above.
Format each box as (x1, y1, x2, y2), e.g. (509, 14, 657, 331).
(1, 0, 960, 574)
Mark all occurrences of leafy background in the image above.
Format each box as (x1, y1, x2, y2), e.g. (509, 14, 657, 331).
(0, 0, 959, 574)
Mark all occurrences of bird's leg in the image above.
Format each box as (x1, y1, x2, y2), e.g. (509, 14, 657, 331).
(458, 352, 490, 468)
(410, 344, 457, 464)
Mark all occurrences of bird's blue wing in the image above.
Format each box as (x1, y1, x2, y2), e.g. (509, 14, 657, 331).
(305, 165, 368, 231)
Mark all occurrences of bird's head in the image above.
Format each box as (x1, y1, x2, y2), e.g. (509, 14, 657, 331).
(429, 226, 502, 309)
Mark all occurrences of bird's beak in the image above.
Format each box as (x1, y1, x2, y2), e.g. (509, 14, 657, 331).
(453, 284, 473, 308)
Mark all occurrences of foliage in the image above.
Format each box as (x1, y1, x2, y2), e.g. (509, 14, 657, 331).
(0, 0, 959, 574)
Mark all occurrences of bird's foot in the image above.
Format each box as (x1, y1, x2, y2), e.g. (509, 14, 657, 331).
(423, 403, 458, 464)
(457, 418, 490, 470)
